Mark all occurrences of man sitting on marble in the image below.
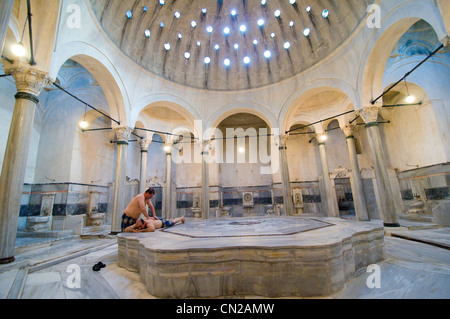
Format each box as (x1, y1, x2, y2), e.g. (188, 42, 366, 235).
(124, 215, 186, 233)
(121, 188, 158, 232)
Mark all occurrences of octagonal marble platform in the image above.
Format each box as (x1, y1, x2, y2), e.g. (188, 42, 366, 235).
(117, 217, 385, 298)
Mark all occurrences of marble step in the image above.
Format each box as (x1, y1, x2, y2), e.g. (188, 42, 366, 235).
(0, 266, 29, 299)
(16, 229, 75, 239)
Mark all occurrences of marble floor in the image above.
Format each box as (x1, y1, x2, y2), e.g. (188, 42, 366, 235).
(0, 218, 449, 299)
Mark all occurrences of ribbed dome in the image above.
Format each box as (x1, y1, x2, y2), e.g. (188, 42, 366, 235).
(88, 0, 373, 91)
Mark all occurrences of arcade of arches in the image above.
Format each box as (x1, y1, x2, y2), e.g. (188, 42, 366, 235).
(0, 0, 448, 299)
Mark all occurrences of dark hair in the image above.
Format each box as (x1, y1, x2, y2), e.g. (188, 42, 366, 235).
(145, 188, 155, 195)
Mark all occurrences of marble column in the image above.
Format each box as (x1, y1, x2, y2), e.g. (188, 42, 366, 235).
(164, 143, 173, 220)
(359, 106, 399, 227)
(342, 125, 370, 221)
(316, 133, 340, 218)
(111, 127, 131, 234)
(139, 139, 151, 194)
(279, 135, 294, 216)
(0, 63, 50, 263)
(0, 0, 14, 54)
(201, 140, 210, 219)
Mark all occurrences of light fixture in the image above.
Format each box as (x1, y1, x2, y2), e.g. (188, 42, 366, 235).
(214, 44, 220, 50)
(160, 22, 165, 28)
(159, 0, 165, 5)
(201, 8, 207, 14)
(253, 39, 258, 45)
(319, 134, 327, 142)
(240, 24, 247, 33)
(174, 11, 181, 19)
(177, 33, 183, 39)
(164, 43, 171, 50)
(126, 10, 132, 19)
(243, 56, 251, 64)
(271, 32, 276, 38)
(80, 120, 88, 129)
(144, 30, 151, 38)
(206, 26, 213, 33)
(261, 0, 267, 6)
(231, 9, 237, 17)
(274, 10, 281, 18)
(184, 52, 191, 59)
(404, 80, 415, 103)
(11, 42, 26, 57)
(224, 58, 231, 67)
(303, 28, 311, 36)
(238, 147, 245, 153)
(322, 9, 329, 18)
(164, 145, 172, 153)
(191, 20, 197, 28)
(284, 41, 291, 49)
(290, 0, 296, 4)
(264, 50, 271, 58)
(197, 41, 201, 46)
(204, 56, 211, 64)
(257, 19, 265, 27)
(306, 6, 311, 13)
(289, 20, 294, 27)
(234, 43, 239, 50)
(223, 26, 230, 35)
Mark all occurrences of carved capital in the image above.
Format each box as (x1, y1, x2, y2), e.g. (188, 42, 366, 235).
(342, 124, 355, 137)
(114, 126, 132, 143)
(358, 106, 380, 124)
(139, 138, 152, 151)
(4, 62, 51, 97)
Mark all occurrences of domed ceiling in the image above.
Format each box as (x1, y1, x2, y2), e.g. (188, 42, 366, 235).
(88, 0, 373, 91)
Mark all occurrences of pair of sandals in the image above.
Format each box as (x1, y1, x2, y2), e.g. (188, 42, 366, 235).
(92, 261, 106, 271)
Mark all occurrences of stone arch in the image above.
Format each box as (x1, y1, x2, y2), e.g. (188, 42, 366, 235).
(359, 0, 447, 107)
(205, 102, 278, 141)
(282, 85, 357, 134)
(49, 41, 128, 127)
(131, 94, 202, 141)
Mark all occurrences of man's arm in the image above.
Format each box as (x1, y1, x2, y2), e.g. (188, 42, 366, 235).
(138, 196, 150, 219)
(147, 199, 158, 219)
(124, 224, 138, 233)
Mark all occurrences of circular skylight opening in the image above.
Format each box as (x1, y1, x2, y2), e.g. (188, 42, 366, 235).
(214, 44, 220, 50)
(184, 52, 191, 59)
(174, 11, 181, 19)
(303, 28, 311, 36)
(290, 0, 296, 4)
(177, 33, 182, 39)
(322, 9, 329, 18)
(159, 0, 165, 5)
(261, 0, 267, 6)
(271, 32, 276, 38)
(231, 9, 237, 17)
(243, 56, 251, 64)
(197, 41, 201, 46)
(144, 30, 151, 38)
(257, 19, 265, 27)
(143, 6, 148, 12)
(289, 20, 294, 27)
(164, 43, 171, 50)
(253, 39, 258, 45)
(306, 6, 311, 13)
(284, 42, 291, 49)
(191, 20, 197, 28)
(224, 26, 230, 35)
(240, 25, 247, 32)
(224, 58, 231, 67)
(204, 57, 211, 64)
(160, 22, 165, 28)
(234, 43, 239, 50)
(274, 10, 281, 18)
(206, 26, 213, 33)
(202, 8, 207, 14)
(264, 50, 271, 58)
(126, 10, 132, 19)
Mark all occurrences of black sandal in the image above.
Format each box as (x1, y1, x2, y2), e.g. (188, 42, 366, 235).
(92, 262, 106, 271)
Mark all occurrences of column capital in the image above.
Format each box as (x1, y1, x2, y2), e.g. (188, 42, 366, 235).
(114, 126, 132, 144)
(4, 61, 52, 97)
(139, 138, 152, 152)
(342, 124, 355, 138)
(440, 33, 450, 47)
(358, 105, 380, 124)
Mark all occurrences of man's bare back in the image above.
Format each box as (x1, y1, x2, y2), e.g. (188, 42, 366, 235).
(123, 193, 155, 220)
